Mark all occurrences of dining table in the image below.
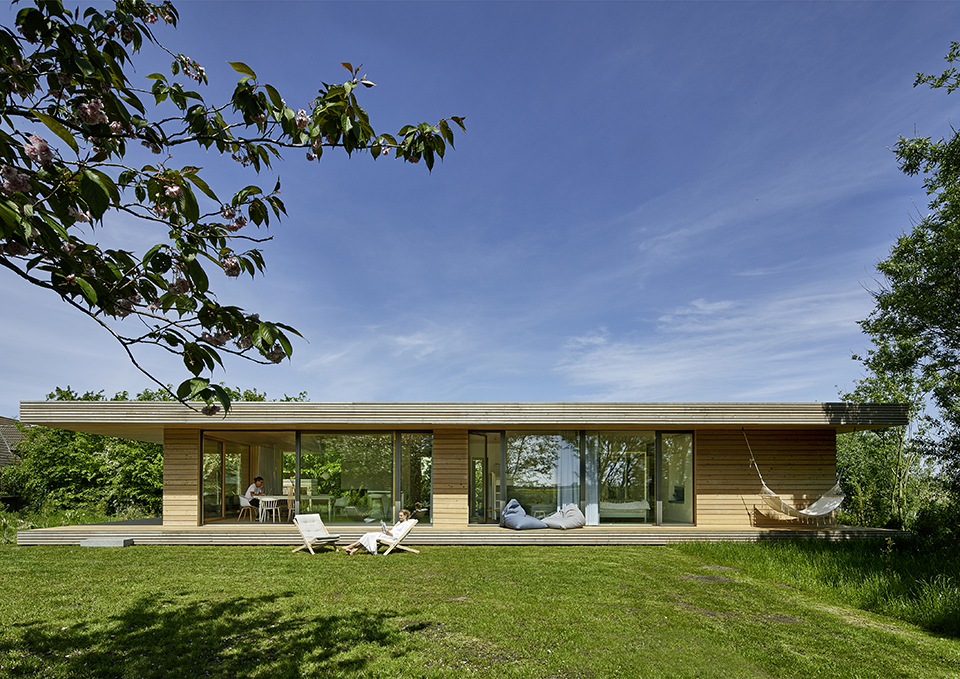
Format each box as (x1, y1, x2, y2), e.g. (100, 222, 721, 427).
(253, 495, 287, 523)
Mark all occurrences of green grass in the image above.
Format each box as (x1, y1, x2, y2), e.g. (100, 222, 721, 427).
(1, 543, 958, 678)
(675, 538, 960, 637)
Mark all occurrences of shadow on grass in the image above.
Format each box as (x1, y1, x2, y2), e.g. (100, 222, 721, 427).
(1, 592, 406, 678)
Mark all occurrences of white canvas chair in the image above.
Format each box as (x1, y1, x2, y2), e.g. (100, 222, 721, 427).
(292, 514, 341, 554)
(378, 518, 419, 555)
(237, 496, 256, 522)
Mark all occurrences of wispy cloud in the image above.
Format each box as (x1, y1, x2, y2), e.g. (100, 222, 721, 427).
(556, 282, 874, 402)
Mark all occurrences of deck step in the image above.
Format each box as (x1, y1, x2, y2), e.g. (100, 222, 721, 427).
(17, 525, 910, 546)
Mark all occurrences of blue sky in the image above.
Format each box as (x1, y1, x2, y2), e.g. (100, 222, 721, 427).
(3, 0, 960, 417)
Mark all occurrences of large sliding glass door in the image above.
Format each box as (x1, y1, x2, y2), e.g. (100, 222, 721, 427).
(469, 432, 502, 523)
(584, 431, 693, 525)
(400, 433, 433, 524)
(588, 432, 656, 523)
(202, 437, 244, 521)
(505, 431, 580, 519)
(300, 432, 394, 525)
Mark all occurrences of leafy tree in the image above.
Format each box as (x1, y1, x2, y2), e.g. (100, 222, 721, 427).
(859, 41, 960, 492)
(0, 0, 464, 413)
(2, 387, 163, 513)
(0, 383, 305, 514)
(837, 366, 933, 529)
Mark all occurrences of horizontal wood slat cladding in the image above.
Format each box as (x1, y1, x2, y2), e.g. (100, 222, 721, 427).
(696, 429, 837, 528)
(163, 428, 200, 527)
(432, 429, 469, 528)
(20, 401, 909, 444)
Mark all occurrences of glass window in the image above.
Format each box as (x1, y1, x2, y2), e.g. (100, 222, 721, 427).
(202, 437, 247, 521)
(661, 432, 694, 524)
(202, 438, 223, 522)
(300, 433, 394, 525)
(505, 431, 579, 519)
(587, 432, 655, 524)
(400, 433, 432, 524)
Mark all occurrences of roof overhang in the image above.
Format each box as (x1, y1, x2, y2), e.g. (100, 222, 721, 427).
(19, 401, 910, 445)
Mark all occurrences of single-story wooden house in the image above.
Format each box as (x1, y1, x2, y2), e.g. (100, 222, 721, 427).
(19, 401, 907, 538)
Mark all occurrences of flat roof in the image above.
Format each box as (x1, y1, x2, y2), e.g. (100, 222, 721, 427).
(19, 401, 909, 444)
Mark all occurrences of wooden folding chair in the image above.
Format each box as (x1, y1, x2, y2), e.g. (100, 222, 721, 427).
(292, 514, 340, 554)
(378, 519, 419, 555)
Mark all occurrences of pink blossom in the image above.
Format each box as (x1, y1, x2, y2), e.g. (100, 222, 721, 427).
(23, 134, 54, 165)
(145, 13, 158, 24)
(235, 335, 253, 350)
(1, 166, 30, 195)
(61, 241, 77, 255)
(225, 216, 247, 232)
(168, 278, 190, 295)
(266, 344, 286, 363)
(165, 185, 182, 198)
(220, 205, 236, 220)
(78, 99, 108, 126)
(201, 404, 221, 416)
(221, 256, 241, 277)
(295, 109, 309, 130)
(68, 206, 92, 223)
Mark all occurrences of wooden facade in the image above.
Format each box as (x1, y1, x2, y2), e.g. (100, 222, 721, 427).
(19, 401, 908, 536)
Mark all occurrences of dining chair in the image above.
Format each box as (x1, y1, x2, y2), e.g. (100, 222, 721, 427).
(281, 486, 295, 522)
(259, 498, 281, 523)
(238, 496, 256, 522)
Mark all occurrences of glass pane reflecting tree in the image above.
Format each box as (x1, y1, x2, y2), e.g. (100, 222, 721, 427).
(300, 433, 393, 524)
(661, 432, 694, 524)
(506, 431, 579, 517)
(590, 432, 655, 524)
(401, 434, 432, 523)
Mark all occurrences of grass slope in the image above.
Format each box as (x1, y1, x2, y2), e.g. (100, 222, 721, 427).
(0, 544, 957, 678)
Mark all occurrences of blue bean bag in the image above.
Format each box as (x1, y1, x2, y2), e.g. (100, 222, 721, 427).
(500, 498, 547, 530)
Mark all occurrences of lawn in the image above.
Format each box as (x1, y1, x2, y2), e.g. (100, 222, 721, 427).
(1, 542, 957, 678)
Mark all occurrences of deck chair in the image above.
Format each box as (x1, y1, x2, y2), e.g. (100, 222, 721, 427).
(292, 514, 341, 554)
(377, 518, 419, 555)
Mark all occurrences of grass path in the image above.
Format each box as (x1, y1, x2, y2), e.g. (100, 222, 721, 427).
(1, 544, 957, 678)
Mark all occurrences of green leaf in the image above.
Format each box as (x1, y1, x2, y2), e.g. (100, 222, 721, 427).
(177, 377, 209, 400)
(185, 257, 209, 294)
(184, 173, 219, 203)
(264, 84, 284, 109)
(80, 172, 110, 218)
(31, 110, 79, 153)
(75, 277, 97, 304)
(228, 61, 257, 79)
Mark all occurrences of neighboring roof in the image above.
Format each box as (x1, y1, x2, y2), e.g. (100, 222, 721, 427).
(0, 416, 26, 466)
(19, 401, 910, 445)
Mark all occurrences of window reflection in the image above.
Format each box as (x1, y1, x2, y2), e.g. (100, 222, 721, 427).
(505, 432, 579, 518)
(590, 432, 656, 524)
(300, 433, 394, 524)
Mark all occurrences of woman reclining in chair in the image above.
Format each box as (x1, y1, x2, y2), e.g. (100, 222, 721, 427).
(343, 509, 414, 556)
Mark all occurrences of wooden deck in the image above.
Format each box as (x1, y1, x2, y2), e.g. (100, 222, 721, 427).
(16, 520, 909, 546)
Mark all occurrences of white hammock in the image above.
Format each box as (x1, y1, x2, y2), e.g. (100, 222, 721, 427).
(743, 430, 845, 525)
